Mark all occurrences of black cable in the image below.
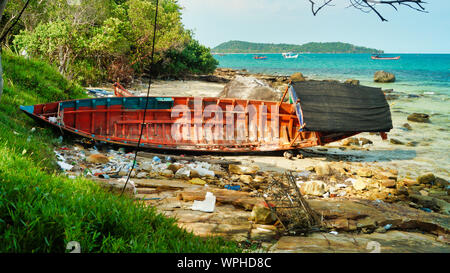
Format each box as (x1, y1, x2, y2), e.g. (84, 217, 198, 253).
(121, 0, 159, 196)
(0, 0, 31, 45)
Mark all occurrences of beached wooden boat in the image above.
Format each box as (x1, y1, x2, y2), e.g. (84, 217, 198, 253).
(371, 55, 400, 60)
(20, 81, 392, 152)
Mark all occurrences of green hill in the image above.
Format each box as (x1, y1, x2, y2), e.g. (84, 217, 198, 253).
(213, 40, 383, 54)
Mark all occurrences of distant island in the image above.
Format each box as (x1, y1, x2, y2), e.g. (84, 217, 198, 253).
(213, 40, 384, 54)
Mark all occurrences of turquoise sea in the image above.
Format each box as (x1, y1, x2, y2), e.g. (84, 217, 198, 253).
(214, 53, 450, 179)
(214, 53, 450, 95)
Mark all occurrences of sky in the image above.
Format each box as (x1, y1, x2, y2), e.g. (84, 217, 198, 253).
(177, 0, 450, 53)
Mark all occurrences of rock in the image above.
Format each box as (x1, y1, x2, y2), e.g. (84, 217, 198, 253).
(86, 153, 109, 164)
(419, 190, 429, 196)
(214, 170, 228, 178)
(283, 151, 293, 160)
(136, 172, 148, 179)
(253, 175, 265, 183)
(309, 199, 450, 234)
(407, 113, 430, 123)
(359, 138, 373, 145)
(341, 137, 360, 146)
(300, 181, 329, 196)
(95, 179, 135, 196)
(385, 94, 399, 100)
(160, 169, 174, 178)
(435, 177, 449, 188)
(352, 178, 369, 191)
(188, 178, 207, 185)
(374, 171, 397, 181)
(374, 71, 396, 83)
(270, 231, 450, 253)
(219, 76, 281, 101)
(381, 179, 396, 188)
(167, 163, 182, 173)
(240, 175, 253, 184)
(390, 138, 404, 145)
(375, 227, 388, 233)
(250, 225, 278, 241)
(250, 204, 277, 224)
(357, 168, 373, 178)
(229, 164, 259, 175)
(402, 178, 419, 187)
(315, 162, 331, 176)
(402, 123, 412, 130)
(417, 173, 435, 184)
(409, 194, 450, 215)
(345, 79, 360, 85)
(406, 141, 419, 147)
(290, 72, 306, 82)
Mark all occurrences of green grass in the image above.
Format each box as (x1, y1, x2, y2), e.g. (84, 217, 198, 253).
(0, 52, 241, 253)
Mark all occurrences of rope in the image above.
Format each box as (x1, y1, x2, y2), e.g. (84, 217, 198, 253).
(121, 0, 159, 196)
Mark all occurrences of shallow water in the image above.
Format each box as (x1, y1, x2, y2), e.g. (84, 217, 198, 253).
(215, 53, 449, 180)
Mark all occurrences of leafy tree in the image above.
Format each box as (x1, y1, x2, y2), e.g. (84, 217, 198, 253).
(0, 0, 429, 92)
(162, 37, 218, 77)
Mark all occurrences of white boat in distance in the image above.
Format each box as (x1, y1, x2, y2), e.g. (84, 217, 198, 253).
(282, 52, 299, 59)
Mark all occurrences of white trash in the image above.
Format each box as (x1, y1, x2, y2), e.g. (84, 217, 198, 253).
(191, 192, 216, 213)
(344, 178, 357, 184)
(175, 167, 191, 178)
(57, 161, 73, 171)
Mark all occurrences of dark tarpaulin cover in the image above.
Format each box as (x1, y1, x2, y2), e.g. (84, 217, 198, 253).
(291, 81, 392, 132)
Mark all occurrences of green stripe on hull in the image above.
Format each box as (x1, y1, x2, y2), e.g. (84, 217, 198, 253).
(59, 97, 174, 110)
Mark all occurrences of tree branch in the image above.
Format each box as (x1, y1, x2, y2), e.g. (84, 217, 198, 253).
(0, 0, 31, 44)
(308, 0, 427, 21)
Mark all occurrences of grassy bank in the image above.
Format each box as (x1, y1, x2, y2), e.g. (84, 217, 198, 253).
(0, 52, 241, 253)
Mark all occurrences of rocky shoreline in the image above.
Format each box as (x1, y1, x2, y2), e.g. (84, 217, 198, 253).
(54, 138, 449, 252)
(78, 69, 449, 252)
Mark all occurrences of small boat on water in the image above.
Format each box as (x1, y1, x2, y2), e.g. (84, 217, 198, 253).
(253, 55, 267, 60)
(371, 55, 400, 60)
(20, 81, 393, 153)
(282, 52, 299, 59)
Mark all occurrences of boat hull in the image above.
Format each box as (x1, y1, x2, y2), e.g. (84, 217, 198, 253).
(20, 96, 356, 152)
(371, 56, 400, 60)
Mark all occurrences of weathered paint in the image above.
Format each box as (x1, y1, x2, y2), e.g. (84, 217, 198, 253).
(20, 96, 357, 152)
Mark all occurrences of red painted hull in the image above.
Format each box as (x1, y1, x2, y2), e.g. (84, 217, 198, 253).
(371, 56, 400, 60)
(20, 95, 357, 152)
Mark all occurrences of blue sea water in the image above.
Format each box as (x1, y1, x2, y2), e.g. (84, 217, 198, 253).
(214, 53, 450, 95)
(214, 53, 450, 179)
